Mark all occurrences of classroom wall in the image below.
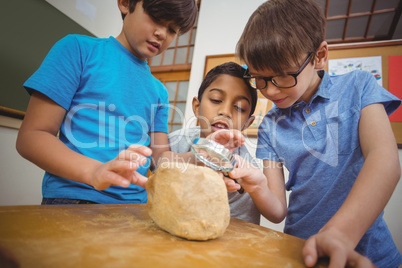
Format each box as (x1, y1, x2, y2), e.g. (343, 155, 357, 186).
(183, 0, 266, 126)
(45, 0, 122, 38)
(0, 118, 43, 205)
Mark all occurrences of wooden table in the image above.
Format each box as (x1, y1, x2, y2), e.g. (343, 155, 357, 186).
(0, 204, 327, 267)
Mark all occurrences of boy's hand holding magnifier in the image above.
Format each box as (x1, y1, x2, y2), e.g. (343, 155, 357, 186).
(191, 129, 245, 193)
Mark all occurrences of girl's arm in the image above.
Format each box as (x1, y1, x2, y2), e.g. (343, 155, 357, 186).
(149, 132, 197, 171)
(16, 92, 150, 190)
(303, 103, 400, 267)
(151, 129, 246, 172)
(229, 157, 287, 223)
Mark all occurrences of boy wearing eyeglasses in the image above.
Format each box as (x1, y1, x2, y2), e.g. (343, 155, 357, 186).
(230, 0, 401, 267)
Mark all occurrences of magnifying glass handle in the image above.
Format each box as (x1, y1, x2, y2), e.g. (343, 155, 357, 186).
(223, 173, 244, 194)
(233, 179, 245, 194)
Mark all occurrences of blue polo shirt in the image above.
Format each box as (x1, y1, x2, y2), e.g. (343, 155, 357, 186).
(256, 70, 401, 267)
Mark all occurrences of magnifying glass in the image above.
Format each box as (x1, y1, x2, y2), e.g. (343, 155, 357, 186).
(191, 138, 244, 194)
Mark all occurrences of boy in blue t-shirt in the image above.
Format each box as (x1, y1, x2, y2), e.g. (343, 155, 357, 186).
(16, 0, 198, 204)
(231, 0, 401, 267)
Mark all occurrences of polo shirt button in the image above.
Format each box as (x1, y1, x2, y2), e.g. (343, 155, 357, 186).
(311, 121, 316, 126)
(305, 108, 311, 113)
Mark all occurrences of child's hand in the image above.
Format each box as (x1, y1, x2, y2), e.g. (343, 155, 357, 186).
(303, 228, 376, 268)
(222, 174, 243, 192)
(90, 145, 152, 190)
(226, 155, 267, 193)
(207, 129, 245, 152)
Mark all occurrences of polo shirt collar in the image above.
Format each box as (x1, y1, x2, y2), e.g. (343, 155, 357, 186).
(280, 70, 330, 117)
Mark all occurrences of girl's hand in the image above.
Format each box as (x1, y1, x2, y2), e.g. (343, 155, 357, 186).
(89, 145, 152, 190)
(207, 129, 245, 152)
(222, 173, 243, 192)
(226, 155, 267, 194)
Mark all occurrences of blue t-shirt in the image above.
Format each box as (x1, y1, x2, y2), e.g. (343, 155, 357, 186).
(24, 35, 169, 204)
(256, 70, 401, 267)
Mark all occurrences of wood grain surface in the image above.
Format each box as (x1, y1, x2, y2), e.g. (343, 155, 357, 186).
(0, 204, 328, 268)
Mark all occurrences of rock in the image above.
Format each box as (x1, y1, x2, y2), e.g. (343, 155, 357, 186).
(146, 162, 230, 240)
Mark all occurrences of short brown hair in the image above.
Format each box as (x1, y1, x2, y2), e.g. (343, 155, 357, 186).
(122, 0, 198, 35)
(236, 0, 326, 74)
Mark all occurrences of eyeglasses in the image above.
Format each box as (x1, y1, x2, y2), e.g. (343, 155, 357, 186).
(243, 53, 315, 89)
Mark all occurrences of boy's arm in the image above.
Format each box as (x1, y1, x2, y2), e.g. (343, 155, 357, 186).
(303, 103, 400, 267)
(229, 157, 287, 223)
(16, 92, 150, 190)
(261, 160, 288, 222)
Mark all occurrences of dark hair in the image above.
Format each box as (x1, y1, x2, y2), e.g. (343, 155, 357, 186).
(198, 62, 258, 117)
(121, 0, 198, 34)
(236, 0, 325, 74)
